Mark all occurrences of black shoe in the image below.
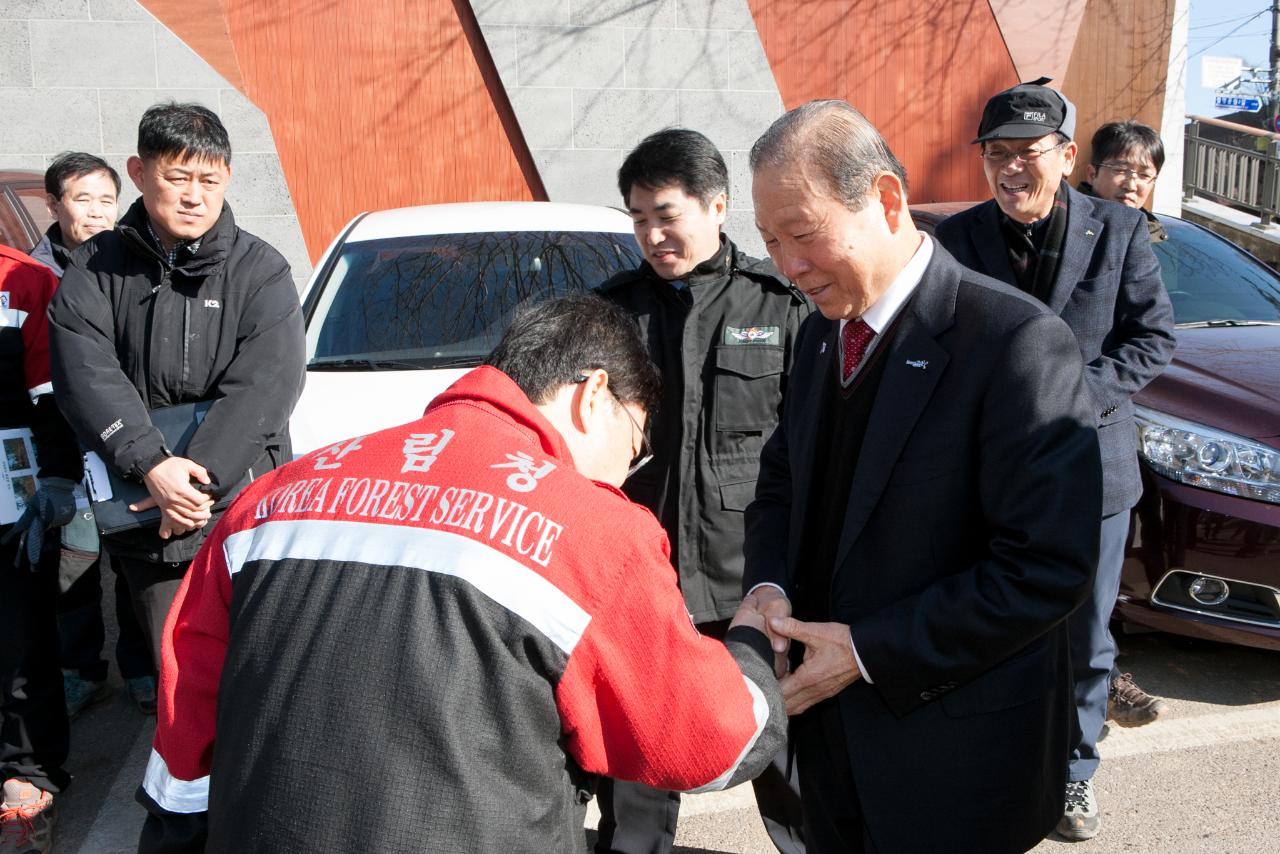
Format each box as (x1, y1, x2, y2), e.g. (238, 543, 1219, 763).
(63, 672, 111, 719)
(126, 677, 157, 715)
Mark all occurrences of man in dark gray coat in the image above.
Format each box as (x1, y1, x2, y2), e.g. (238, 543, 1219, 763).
(48, 103, 305, 674)
(743, 98, 1100, 854)
(934, 80, 1175, 842)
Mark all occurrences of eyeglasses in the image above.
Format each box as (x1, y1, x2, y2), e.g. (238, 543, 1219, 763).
(574, 374, 654, 478)
(979, 140, 1067, 165)
(612, 391, 654, 478)
(1096, 162, 1158, 184)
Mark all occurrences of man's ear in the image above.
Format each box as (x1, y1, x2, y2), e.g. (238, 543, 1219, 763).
(709, 190, 728, 226)
(1060, 141, 1079, 177)
(571, 368, 610, 434)
(45, 193, 59, 220)
(874, 172, 909, 232)
(1084, 163, 1098, 183)
(126, 156, 146, 193)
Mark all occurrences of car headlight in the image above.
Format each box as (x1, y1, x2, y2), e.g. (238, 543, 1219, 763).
(1136, 407, 1280, 504)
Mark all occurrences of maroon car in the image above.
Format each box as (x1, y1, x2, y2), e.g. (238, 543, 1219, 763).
(914, 205, 1280, 651)
(1121, 215, 1280, 651)
(0, 168, 53, 250)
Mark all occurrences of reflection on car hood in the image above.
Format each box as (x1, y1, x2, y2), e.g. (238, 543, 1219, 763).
(1136, 325, 1280, 441)
(290, 368, 470, 457)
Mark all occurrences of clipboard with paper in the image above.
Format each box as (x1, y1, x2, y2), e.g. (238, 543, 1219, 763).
(84, 401, 251, 535)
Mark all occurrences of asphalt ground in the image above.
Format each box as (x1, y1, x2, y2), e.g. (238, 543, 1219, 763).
(51, 574, 1280, 853)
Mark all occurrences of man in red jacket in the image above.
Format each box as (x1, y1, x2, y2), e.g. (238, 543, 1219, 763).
(139, 294, 787, 853)
(1, 246, 82, 854)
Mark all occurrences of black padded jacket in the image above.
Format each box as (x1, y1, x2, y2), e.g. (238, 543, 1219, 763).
(48, 199, 305, 563)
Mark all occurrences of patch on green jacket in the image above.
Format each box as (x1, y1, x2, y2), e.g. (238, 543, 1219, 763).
(723, 325, 780, 345)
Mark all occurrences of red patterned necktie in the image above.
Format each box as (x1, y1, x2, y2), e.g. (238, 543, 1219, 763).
(841, 319, 874, 384)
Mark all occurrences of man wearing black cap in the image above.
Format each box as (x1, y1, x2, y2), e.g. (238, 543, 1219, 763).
(935, 80, 1175, 842)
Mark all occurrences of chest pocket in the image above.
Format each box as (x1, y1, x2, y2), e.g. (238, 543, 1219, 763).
(714, 344, 784, 432)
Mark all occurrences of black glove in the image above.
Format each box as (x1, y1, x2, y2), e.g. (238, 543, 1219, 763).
(2, 476, 78, 568)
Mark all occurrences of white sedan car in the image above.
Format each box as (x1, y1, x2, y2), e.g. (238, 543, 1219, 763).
(291, 202, 642, 455)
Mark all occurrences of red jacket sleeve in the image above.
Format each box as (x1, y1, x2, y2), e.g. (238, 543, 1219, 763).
(141, 520, 234, 816)
(556, 533, 785, 792)
(2, 255, 59, 400)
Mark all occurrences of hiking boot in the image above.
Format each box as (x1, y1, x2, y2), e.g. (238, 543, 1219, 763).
(63, 671, 110, 719)
(1, 779, 55, 854)
(126, 676, 158, 715)
(1056, 778, 1100, 841)
(1108, 672, 1166, 727)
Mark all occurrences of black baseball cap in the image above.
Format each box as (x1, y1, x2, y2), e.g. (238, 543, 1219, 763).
(973, 77, 1076, 143)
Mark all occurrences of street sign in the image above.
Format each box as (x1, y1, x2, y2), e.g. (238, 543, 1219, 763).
(1203, 56, 1244, 88)
(1215, 95, 1263, 113)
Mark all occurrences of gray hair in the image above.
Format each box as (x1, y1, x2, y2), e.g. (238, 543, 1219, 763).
(749, 100, 908, 210)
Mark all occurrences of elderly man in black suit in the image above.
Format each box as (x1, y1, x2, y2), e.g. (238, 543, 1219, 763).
(741, 99, 1102, 854)
(934, 80, 1175, 843)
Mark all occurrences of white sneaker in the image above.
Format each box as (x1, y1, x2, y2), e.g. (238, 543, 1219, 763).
(1, 779, 55, 854)
(1056, 778, 1100, 841)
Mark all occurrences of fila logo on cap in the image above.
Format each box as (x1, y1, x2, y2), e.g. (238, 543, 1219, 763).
(1023, 111, 1046, 122)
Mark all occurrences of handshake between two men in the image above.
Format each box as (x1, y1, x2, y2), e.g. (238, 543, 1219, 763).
(730, 586, 863, 715)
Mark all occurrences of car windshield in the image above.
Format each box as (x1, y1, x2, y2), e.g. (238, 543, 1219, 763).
(306, 230, 642, 368)
(1155, 217, 1280, 325)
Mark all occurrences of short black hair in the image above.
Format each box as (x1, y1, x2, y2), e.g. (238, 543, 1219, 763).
(44, 151, 120, 198)
(486, 293, 661, 414)
(1090, 121, 1164, 172)
(618, 128, 728, 207)
(137, 102, 232, 167)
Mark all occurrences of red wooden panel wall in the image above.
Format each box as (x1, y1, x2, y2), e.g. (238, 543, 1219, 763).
(143, 0, 542, 260)
(140, 0, 246, 93)
(747, 0, 1021, 203)
(1063, 0, 1176, 185)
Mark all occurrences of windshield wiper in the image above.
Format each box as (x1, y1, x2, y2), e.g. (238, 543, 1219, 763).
(308, 358, 426, 370)
(308, 356, 485, 371)
(1176, 319, 1280, 329)
(424, 357, 485, 369)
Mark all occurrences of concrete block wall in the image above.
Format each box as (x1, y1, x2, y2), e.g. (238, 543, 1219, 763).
(473, 0, 784, 257)
(0, 0, 312, 290)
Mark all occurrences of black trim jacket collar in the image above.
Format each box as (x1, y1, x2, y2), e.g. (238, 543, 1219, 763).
(116, 197, 236, 276)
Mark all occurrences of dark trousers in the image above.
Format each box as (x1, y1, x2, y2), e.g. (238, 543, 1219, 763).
(109, 553, 191, 672)
(1067, 511, 1130, 781)
(1, 529, 70, 792)
(595, 750, 804, 854)
(58, 554, 153, 682)
(792, 698, 879, 854)
(594, 620, 806, 854)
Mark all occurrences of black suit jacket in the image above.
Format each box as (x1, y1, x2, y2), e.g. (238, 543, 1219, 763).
(744, 244, 1101, 853)
(934, 186, 1175, 515)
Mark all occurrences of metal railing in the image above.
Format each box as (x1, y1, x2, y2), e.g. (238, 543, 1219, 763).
(1184, 115, 1280, 227)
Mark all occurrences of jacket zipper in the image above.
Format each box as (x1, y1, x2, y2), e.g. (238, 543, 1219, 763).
(182, 296, 191, 390)
(145, 262, 169, 406)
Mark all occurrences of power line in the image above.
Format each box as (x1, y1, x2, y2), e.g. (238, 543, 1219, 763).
(1191, 30, 1271, 40)
(1190, 9, 1270, 59)
(1188, 9, 1271, 30)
